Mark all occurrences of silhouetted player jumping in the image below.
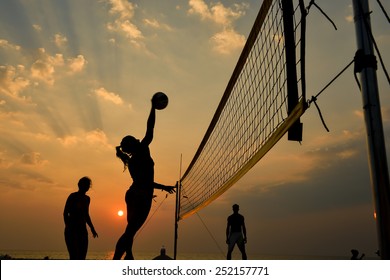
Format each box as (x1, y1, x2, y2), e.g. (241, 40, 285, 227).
(113, 98, 175, 260)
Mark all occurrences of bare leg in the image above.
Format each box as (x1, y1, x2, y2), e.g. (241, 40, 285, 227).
(113, 187, 153, 260)
(113, 234, 127, 260)
(227, 243, 234, 260)
(113, 226, 136, 260)
(227, 249, 233, 260)
(238, 242, 247, 260)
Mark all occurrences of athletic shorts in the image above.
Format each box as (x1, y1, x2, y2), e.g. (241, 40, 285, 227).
(228, 232, 245, 251)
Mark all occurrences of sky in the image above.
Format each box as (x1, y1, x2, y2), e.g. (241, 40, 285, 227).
(0, 0, 389, 259)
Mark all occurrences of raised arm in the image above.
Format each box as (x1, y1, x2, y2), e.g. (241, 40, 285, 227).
(142, 102, 156, 145)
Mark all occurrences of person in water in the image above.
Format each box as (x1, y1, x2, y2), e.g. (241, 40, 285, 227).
(113, 98, 175, 260)
(63, 176, 98, 260)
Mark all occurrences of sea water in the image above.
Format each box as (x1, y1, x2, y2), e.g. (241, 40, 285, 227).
(0, 250, 356, 260)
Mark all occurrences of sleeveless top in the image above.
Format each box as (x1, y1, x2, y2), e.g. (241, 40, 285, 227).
(127, 142, 154, 191)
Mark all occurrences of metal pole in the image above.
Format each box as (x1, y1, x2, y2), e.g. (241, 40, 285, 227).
(173, 155, 182, 260)
(173, 181, 180, 260)
(352, 0, 390, 259)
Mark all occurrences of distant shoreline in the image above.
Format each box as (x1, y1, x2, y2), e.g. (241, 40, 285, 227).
(2, 251, 380, 260)
(1, 254, 51, 260)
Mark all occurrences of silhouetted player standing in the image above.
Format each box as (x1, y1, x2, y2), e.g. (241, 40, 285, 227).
(113, 99, 175, 260)
(63, 176, 98, 260)
(226, 204, 247, 260)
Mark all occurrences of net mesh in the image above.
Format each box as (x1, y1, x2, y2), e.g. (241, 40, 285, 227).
(179, 0, 306, 219)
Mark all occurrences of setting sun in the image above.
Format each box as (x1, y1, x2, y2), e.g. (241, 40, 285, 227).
(117, 210, 124, 217)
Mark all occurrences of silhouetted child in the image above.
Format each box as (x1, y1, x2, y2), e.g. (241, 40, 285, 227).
(63, 176, 98, 259)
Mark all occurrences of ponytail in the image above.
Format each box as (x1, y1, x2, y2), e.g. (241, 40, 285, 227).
(116, 146, 130, 171)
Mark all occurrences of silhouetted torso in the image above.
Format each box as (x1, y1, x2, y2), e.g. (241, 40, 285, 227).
(64, 192, 90, 230)
(228, 213, 245, 233)
(128, 142, 154, 188)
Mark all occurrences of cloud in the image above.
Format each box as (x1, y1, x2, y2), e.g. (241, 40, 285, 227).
(30, 49, 87, 85)
(67, 55, 87, 73)
(118, 20, 143, 39)
(30, 60, 56, 85)
(58, 135, 78, 147)
(84, 129, 111, 146)
(188, 0, 210, 20)
(20, 152, 48, 166)
(108, 0, 136, 19)
(106, 0, 144, 44)
(187, 0, 248, 54)
(143, 18, 173, 31)
(94, 87, 124, 105)
(0, 39, 21, 51)
(188, 0, 247, 26)
(32, 24, 42, 32)
(0, 65, 30, 100)
(30, 48, 64, 85)
(0, 167, 55, 191)
(345, 15, 353, 23)
(210, 29, 246, 54)
(53, 33, 68, 48)
(57, 129, 112, 149)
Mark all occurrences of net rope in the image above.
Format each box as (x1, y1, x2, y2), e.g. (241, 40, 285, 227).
(179, 0, 306, 219)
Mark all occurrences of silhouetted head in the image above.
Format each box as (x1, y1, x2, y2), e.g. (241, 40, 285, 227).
(78, 176, 91, 193)
(351, 249, 359, 257)
(232, 204, 239, 213)
(120, 135, 140, 155)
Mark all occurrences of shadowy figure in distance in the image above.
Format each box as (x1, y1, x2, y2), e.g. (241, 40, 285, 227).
(113, 98, 175, 260)
(153, 246, 173, 260)
(226, 204, 247, 260)
(350, 249, 365, 260)
(63, 176, 98, 260)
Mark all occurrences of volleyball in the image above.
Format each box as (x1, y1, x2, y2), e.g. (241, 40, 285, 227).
(152, 92, 169, 110)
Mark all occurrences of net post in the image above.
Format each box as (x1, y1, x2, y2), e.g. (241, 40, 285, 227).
(352, 0, 390, 259)
(173, 155, 182, 260)
(173, 182, 180, 260)
(282, 0, 303, 141)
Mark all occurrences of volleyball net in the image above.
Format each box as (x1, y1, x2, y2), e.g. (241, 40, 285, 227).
(178, 0, 307, 219)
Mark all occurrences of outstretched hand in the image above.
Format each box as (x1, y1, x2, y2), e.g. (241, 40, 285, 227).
(164, 185, 176, 194)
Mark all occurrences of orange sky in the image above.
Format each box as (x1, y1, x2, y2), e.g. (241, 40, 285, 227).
(0, 0, 389, 259)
